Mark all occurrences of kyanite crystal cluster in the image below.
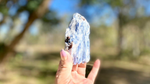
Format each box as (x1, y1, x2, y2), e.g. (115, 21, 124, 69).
(65, 13, 90, 65)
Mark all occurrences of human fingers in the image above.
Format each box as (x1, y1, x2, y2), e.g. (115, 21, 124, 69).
(56, 49, 73, 78)
(77, 63, 86, 76)
(72, 64, 78, 71)
(87, 59, 100, 82)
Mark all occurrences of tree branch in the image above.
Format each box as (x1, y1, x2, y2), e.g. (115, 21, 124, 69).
(0, 0, 51, 63)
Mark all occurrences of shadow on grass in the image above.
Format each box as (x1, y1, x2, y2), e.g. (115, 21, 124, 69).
(16, 65, 57, 78)
(14, 51, 59, 78)
(34, 52, 60, 61)
(95, 67, 150, 84)
(90, 53, 118, 61)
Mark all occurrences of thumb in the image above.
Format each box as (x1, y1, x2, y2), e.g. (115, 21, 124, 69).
(60, 49, 73, 70)
(56, 49, 73, 77)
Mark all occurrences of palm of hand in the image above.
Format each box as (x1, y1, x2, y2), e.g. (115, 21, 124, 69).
(69, 65, 93, 84)
(55, 50, 100, 84)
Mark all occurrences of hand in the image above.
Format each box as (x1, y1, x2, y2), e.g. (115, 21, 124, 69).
(55, 49, 100, 84)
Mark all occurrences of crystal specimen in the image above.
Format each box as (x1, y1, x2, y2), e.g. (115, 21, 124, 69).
(65, 13, 90, 65)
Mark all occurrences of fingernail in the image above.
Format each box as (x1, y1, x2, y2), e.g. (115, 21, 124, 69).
(61, 49, 67, 60)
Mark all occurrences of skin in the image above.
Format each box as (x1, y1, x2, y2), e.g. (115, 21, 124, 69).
(55, 49, 100, 84)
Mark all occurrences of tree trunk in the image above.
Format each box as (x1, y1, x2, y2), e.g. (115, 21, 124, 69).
(117, 13, 124, 58)
(0, 0, 51, 64)
(0, 16, 6, 31)
(0, 16, 6, 25)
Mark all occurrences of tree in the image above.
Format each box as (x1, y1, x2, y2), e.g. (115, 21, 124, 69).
(0, 0, 51, 64)
(79, 0, 150, 58)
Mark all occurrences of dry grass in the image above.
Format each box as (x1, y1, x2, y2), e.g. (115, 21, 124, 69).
(0, 44, 150, 84)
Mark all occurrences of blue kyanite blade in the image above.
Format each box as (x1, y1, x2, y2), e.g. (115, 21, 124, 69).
(65, 13, 90, 65)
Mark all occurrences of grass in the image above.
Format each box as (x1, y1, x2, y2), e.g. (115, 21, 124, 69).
(0, 47, 150, 84)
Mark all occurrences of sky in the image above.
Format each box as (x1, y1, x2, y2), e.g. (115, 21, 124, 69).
(50, 0, 79, 16)
(1, 0, 150, 37)
(50, 0, 116, 26)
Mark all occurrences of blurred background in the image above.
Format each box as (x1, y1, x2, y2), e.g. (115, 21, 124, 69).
(0, 0, 150, 84)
